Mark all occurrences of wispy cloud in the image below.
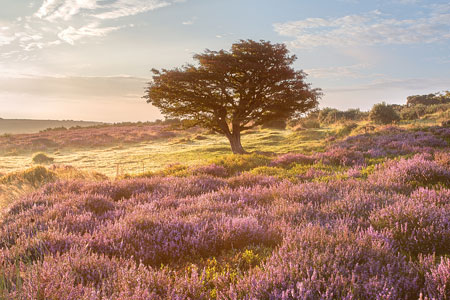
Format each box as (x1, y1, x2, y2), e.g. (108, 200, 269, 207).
(328, 77, 450, 93)
(0, 27, 16, 46)
(182, 16, 197, 25)
(274, 9, 450, 48)
(94, 0, 171, 20)
(0, 0, 184, 57)
(58, 22, 121, 45)
(35, 0, 98, 21)
(35, 0, 174, 21)
(305, 64, 379, 79)
(392, 0, 419, 4)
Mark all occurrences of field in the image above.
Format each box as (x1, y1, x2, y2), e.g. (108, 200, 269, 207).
(0, 119, 449, 299)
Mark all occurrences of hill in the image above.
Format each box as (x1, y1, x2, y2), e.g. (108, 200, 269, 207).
(0, 118, 449, 298)
(0, 118, 103, 134)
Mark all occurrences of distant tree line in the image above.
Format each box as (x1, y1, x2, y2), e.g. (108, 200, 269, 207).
(406, 91, 450, 106)
(287, 90, 449, 128)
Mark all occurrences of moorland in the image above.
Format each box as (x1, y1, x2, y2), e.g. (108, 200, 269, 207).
(0, 101, 449, 299)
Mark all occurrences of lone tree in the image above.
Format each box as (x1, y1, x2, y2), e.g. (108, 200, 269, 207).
(143, 39, 321, 154)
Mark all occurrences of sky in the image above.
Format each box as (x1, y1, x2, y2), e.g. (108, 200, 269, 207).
(1, 0, 450, 122)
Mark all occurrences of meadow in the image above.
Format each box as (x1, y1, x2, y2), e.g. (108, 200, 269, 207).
(0, 114, 449, 299)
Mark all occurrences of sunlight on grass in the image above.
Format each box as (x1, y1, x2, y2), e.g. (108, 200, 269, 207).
(0, 128, 331, 177)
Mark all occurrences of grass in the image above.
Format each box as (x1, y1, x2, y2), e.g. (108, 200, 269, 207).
(0, 127, 332, 177)
(0, 115, 445, 178)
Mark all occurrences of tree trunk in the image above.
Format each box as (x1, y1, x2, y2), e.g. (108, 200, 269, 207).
(226, 132, 246, 154)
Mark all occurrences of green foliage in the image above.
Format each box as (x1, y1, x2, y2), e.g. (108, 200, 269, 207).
(31, 152, 54, 164)
(406, 92, 450, 106)
(400, 103, 450, 120)
(261, 118, 287, 130)
(296, 118, 321, 129)
(369, 102, 400, 125)
(319, 108, 367, 124)
(335, 122, 358, 138)
(144, 39, 321, 153)
(0, 166, 56, 186)
(249, 166, 287, 178)
(210, 153, 271, 175)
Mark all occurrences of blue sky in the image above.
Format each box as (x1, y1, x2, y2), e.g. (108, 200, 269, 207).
(1, 0, 450, 122)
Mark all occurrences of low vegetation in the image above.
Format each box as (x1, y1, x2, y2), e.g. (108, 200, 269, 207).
(0, 122, 182, 156)
(0, 118, 449, 298)
(32, 152, 54, 164)
(0, 89, 449, 298)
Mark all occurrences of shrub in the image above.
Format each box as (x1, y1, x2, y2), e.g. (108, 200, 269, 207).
(261, 118, 287, 130)
(315, 148, 365, 166)
(270, 153, 315, 168)
(249, 166, 286, 178)
(319, 108, 367, 124)
(32, 152, 54, 164)
(191, 164, 229, 177)
(369, 154, 450, 188)
(335, 122, 358, 137)
(210, 153, 271, 175)
(369, 102, 400, 124)
(0, 166, 56, 186)
(370, 195, 450, 256)
(297, 119, 321, 129)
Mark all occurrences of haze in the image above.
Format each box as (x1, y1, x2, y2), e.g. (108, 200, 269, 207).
(1, 0, 450, 122)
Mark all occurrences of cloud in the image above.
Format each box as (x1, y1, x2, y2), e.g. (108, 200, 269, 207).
(0, 34, 16, 46)
(393, 0, 419, 4)
(182, 16, 197, 25)
(0, 27, 16, 46)
(305, 64, 374, 79)
(330, 77, 450, 92)
(320, 77, 450, 110)
(35, 0, 177, 21)
(94, 0, 171, 20)
(58, 22, 121, 45)
(20, 0, 182, 50)
(274, 9, 450, 48)
(35, 0, 98, 21)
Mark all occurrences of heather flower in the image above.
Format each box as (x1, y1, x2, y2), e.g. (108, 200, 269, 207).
(369, 154, 450, 189)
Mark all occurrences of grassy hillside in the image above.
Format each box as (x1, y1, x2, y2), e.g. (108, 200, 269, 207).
(0, 122, 328, 176)
(0, 118, 103, 134)
(0, 117, 449, 298)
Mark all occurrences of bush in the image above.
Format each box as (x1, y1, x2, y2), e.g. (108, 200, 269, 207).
(319, 108, 367, 124)
(369, 102, 400, 124)
(261, 119, 287, 130)
(400, 105, 425, 120)
(0, 166, 56, 186)
(270, 153, 315, 168)
(407, 93, 442, 106)
(296, 119, 321, 129)
(32, 152, 54, 164)
(210, 154, 271, 175)
(335, 122, 358, 137)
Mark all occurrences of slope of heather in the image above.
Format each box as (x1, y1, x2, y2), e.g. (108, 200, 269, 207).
(0, 119, 103, 135)
(0, 124, 449, 299)
(0, 123, 180, 155)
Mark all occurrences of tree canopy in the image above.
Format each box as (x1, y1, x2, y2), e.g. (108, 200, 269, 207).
(143, 39, 321, 153)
